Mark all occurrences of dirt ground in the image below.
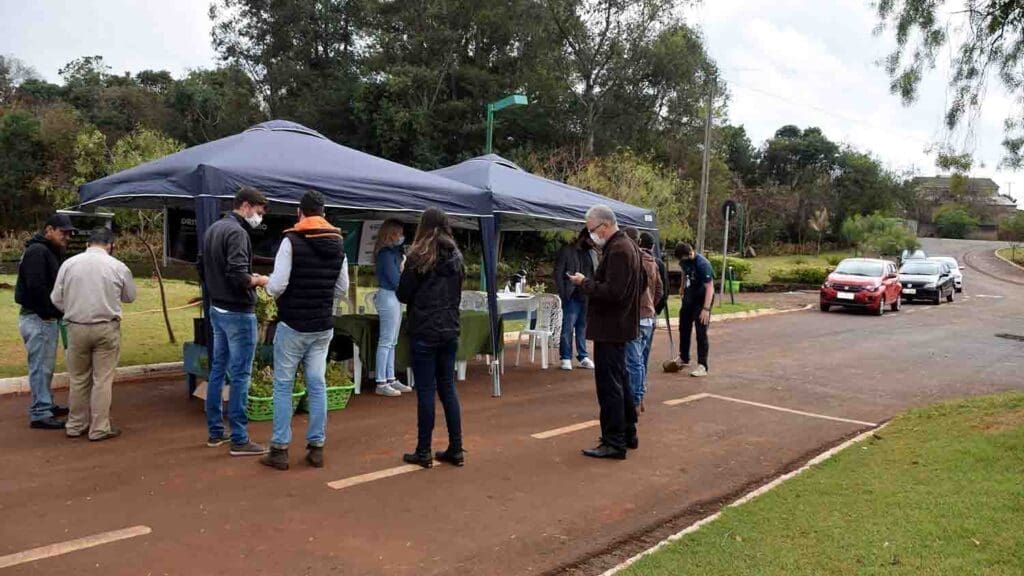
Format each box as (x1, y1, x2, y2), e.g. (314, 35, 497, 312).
(1, 238, 1021, 576)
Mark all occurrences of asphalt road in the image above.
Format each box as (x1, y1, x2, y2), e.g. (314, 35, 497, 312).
(0, 238, 1021, 576)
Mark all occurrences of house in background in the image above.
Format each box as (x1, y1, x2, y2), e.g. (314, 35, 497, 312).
(911, 176, 1020, 240)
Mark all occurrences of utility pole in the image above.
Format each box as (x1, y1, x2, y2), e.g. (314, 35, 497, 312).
(696, 82, 714, 254)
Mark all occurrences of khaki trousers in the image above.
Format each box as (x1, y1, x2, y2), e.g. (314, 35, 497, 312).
(66, 321, 121, 439)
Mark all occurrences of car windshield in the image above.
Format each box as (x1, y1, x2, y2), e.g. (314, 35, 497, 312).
(834, 260, 884, 276)
(901, 262, 940, 275)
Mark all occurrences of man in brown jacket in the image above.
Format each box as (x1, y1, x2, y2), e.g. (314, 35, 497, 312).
(570, 205, 644, 460)
(624, 228, 664, 414)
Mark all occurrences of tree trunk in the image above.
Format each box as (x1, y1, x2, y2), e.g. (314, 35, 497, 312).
(140, 235, 176, 344)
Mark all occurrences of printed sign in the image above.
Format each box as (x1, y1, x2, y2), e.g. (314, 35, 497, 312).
(356, 220, 385, 265)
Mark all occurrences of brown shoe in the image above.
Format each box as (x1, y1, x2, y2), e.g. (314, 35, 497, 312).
(305, 445, 324, 468)
(260, 446, 289, 471)
(89, 429, 122, 442)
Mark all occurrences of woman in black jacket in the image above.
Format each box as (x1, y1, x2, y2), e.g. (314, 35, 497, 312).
(396, 208, 466, 468)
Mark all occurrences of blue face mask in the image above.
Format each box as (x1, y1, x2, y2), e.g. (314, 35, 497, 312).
(395, 236, 405, 247)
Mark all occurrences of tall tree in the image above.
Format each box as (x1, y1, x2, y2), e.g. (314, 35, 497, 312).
(210, 0, 366, 138)
(543, 0, 693, 157)
(875, 1, 1024, 166)
(165, 65, 264, 146)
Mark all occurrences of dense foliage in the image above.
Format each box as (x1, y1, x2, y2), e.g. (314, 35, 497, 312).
(0, 1, 922, 254)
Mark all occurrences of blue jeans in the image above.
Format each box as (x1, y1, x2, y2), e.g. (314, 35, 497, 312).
(374, 289, 401, 383)
(19, 314, 59, 422)
(271, 322, 334, 449)
(206, 307, 257, 445)
(412, 338, 461, 452)
(559, 296, 589, 361)
(626, 322, 656, 405)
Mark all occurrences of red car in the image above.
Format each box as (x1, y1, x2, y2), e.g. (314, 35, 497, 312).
(820, 258, 902, 315)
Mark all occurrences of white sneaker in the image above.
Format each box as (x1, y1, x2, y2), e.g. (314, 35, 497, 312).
(560, 360, 573, 371)
(375, 383, 401, 397)
(389, 380, 413, 393)
(690, 365, 708, 378)
(578, 358, 596, 370)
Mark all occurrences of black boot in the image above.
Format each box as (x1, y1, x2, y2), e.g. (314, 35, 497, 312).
(305, 444, 324, 468)
(260, 446, 289, 470)
(402, 449, 433, 468)
(435, 447, 465, 467)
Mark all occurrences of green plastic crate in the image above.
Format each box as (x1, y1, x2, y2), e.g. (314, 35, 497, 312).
(246, 391, 304, 422)
(326, 384, 356, 411)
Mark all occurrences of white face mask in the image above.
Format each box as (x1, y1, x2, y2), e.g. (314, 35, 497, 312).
(590, 232, 606, 248)
(245, 212, 263, 229)
(395, 235, 405, 246)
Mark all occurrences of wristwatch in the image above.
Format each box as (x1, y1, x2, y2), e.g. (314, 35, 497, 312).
(702, 307, 711, 312)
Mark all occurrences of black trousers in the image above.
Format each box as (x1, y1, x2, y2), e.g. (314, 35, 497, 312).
(593, 341, 637, 451)
(412, 337, 462, 453)
(679, 304, 709, 369)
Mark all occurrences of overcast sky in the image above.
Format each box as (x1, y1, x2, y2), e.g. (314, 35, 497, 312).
(2, 0, 1020, 204)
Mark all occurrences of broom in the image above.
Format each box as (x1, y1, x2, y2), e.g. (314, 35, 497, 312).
(661, 300, 681, 373)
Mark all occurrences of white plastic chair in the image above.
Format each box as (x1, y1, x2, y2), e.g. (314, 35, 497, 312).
(514, 294, 561, 369)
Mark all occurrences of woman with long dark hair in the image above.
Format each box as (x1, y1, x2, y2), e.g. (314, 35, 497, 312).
(396, 208, 465, 467)
(373, 219, 409, 397)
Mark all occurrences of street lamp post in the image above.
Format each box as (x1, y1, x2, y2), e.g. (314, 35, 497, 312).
(485, 94, 529, 154)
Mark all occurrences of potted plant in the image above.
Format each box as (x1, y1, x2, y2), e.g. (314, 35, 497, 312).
(245, 363, 305, 422)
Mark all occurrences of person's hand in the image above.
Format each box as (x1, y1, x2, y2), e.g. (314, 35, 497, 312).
(569, 272, 586, 286)
(251, 273, 269, 288)
(699, 308, 711, 325)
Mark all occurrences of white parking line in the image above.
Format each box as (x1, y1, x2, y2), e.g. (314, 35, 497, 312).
(0, 525, 152, 569)
(531, 420, 601, 439)
(699, 394, 877, 427)
(326, 462, 439, 490)
(662, 392, 711, 406)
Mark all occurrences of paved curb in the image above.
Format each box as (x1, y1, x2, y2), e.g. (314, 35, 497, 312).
(993, 248, 1024, 272)
(656, 304, 814, 329)
(602, 422, 887, 575)
(0, 362, 183, 397)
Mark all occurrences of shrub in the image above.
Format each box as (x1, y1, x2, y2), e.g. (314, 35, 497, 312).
(704, 254, 751, 280)
(841, 213, 918, 256)
(825, 255, 844, 266)
(933, 204, 979, 239)
(769, 265, 830, 285)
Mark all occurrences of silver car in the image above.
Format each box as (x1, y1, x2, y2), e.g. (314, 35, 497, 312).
(928, 257, 964, 293)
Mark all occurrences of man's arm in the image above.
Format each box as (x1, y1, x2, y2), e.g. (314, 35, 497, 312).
(50, 261, 67, 312)
(120, 263, 138, 303)
(224, 228, 260, 291)
(652, 264, 664, 311)
(334, 255, 349, 300)
(580, 249, 632, 304)
(265, 237, 293, 299)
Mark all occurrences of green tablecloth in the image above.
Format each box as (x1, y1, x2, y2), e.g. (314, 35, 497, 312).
(332, 311, 498, 373)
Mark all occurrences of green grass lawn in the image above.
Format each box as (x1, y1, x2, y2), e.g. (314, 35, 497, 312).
(996, 247, 1024, 266)
(744, 250, 851, 284)
(665, 296, 764, 319)
(622, 392, 1024, 576)
(1, 274, 202, 378)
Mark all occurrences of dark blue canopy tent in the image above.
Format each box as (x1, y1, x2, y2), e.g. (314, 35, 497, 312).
(431, 154, 657, 232)
(78, 120, 507, 395)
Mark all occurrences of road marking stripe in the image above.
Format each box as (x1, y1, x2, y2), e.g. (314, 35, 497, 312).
(531, 420, 600, 439)
(662, 392, 712, 406)
(703, 394, 877, 427)
(327, 463, 437, 490)
(0, 525, 152, 569)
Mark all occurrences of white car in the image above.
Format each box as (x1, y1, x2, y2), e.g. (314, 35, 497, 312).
(928, 257, 963, 293)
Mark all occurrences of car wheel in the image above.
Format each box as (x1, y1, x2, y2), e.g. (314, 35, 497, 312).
(877, 297, 885, 316)
(947, 287, 954, 303)
(891, 294, 901, 312)
(820, 303, 830, 312)
(934, 292, 942, 305)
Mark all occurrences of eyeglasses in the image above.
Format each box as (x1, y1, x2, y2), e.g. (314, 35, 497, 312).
(587, 222, 606, 235)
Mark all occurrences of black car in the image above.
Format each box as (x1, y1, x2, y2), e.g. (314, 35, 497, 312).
(898, 260, 955, 304)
